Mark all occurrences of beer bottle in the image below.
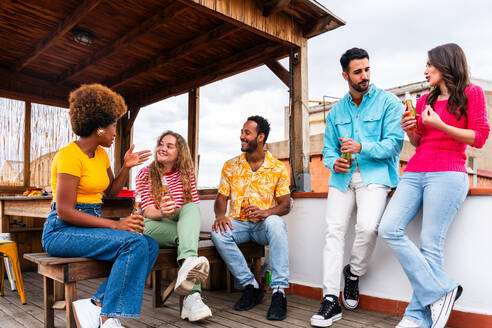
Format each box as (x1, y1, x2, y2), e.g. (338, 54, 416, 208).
(133, 192, 143, 234)
(341, 134, 352, 168)
(133, 192, 142, 214)
(404, 92, 417, 132)
(240, 197, 249, 221)
(161, 176, 177, 214)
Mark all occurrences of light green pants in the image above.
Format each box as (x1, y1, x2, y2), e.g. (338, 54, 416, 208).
(144, 202, 201, 294)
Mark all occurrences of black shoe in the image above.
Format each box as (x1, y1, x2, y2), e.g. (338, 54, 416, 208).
(310, 295, 342, 327)
(234, 284, 264, 311)
(342, 264, 359, 310)
(267, 291, 287, 320)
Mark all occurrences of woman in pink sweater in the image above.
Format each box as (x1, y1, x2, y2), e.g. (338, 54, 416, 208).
(379, 43, 490, 328)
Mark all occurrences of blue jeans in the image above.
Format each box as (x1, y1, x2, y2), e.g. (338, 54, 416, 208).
(211, 215, 289, 288)
(379, 172, 468, 328)
(42, 203, 159, 318)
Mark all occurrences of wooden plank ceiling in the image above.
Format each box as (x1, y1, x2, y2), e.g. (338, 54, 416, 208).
(0, 0, 344, 108)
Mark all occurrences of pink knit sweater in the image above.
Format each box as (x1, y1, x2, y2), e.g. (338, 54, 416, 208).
(405, 84, 490, 173)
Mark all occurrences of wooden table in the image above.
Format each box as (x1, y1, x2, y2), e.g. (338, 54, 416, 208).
(0, 196, 134, 233)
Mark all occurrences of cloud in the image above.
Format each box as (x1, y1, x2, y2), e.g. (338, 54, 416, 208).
(132, 0, 492, 188)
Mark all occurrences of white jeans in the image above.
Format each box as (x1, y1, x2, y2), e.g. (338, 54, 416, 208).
(322, 170, 390, 296)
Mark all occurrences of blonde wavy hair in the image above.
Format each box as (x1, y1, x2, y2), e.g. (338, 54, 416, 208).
(148, 131, 195, 207)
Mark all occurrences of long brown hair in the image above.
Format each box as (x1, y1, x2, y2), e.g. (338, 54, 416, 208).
(426, 43, 470, 120)
(148, 131, 195, 207)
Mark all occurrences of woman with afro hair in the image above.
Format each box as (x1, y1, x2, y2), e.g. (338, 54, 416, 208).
(42, 84, 159, 328)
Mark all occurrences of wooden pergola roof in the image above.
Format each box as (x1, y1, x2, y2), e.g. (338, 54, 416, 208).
(0, 0, 344, 109)
(0, 0, 344, 191)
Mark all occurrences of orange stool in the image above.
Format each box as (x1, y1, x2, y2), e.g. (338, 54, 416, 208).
(0, 240, 26, 304)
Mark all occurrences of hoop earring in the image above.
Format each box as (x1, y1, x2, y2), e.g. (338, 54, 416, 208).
(96, 128, 105, 136)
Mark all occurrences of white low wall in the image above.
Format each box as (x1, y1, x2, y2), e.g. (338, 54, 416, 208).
(197, 195, 492, 315)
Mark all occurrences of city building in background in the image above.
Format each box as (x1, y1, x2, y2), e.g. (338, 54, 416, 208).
(267, 78, 492, 191)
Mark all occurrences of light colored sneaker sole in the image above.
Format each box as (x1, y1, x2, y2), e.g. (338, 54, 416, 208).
(342, 293, 359, 310)
(175, 258, 210, 295)
(310, 313, 342, 327)
(431, 286, 461, 328)
(181, 306, 212, 322)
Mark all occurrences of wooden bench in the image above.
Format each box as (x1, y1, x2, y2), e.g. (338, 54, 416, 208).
(24, 233, 264, 328)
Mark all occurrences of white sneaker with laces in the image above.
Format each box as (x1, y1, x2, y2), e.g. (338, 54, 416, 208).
(430, 285, 462, 328)
(72, 298, 101, 328)
(100, 317, 125, 328)
(181, 292, 212, 322)
(396, 317, 420, 328)
(175, 256, 210, 295)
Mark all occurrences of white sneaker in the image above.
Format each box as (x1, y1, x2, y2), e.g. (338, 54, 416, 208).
(396, 317, 420, 328)
(175, 256, 210, 295)
(430, 285, 462, 328)
(100, 317, 125, 328)
(181, 292, 212, 322)
(72, 298, 101, 328)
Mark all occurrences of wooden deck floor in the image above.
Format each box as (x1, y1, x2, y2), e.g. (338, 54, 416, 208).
(1, 272, 403, 328)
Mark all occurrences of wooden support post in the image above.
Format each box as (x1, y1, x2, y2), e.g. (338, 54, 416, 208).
(114, 109, 133, 187)
(289, 40, 311, 192)
(65, 282, 77, 328)
(187, 88, 200, 177)
(24, 102, 31, 188)
(152, 270, 162, 307)
(44, 276, 54, 328)
(0, 200, 7, 233)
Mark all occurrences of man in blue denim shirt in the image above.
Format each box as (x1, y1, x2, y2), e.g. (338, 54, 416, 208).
(310, 48, 404, 327)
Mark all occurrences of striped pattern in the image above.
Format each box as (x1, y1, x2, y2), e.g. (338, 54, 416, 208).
(135, 166, 199, 211)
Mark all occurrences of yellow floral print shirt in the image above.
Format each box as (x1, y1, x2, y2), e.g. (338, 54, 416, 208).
(218, 151, 290, 221)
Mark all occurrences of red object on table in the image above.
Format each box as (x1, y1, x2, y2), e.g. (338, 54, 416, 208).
(117, 190, 135, 197)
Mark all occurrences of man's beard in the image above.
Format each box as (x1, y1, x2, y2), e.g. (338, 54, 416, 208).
(349, 76, 369, 93)
(241, 138, 258, 153)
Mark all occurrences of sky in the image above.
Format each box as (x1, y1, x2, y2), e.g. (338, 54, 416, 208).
(131, 0, 492, 188)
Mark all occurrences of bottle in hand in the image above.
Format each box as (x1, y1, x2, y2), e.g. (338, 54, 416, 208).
(133, 192, 143, 234)
(404, 91, 417, 132)
(342, 152, 352, 168)
(240, 197, 250, 221)
(161, 176, 177, 214)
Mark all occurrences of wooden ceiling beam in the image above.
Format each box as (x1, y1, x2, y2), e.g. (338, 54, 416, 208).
(263, 0, 290, 17)
(0, 66, 70, 107)
(57, 2, 188, 84)
(304, 16, 337, 38)
(107, 23, 240, 89)
(14, 0, 103, 72)
(131, 41, 285, 107)
(265, 58, 289, 87)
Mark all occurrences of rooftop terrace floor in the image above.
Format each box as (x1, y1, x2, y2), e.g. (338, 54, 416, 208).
(2, 272, 409, 328)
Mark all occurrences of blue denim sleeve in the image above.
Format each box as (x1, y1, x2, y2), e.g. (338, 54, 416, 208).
(322, 111, 340, 172)
(360, 96, 404, 160)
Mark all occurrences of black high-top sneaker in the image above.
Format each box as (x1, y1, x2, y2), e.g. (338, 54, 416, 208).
(267, 290, 287, 320)
(310, 294, 342, 327)
(342, 264, 359, 310)
(234, 284, 264, 311)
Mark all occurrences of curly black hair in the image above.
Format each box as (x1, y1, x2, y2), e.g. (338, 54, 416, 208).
(69, 84, 127, 137)
(340, 48, 369, 73)
(247, 115, 270, 143)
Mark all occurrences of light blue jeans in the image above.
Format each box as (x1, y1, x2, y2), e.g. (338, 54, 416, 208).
(211, 215, 289, 288)
(379, 172, 468, 328)
(42, 203, 159, 318)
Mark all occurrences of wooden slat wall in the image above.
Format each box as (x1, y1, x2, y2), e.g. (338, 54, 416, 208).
(179, 0, 304, 46)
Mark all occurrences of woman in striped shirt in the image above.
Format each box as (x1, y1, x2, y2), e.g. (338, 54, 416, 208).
(135, 130, 212, 322)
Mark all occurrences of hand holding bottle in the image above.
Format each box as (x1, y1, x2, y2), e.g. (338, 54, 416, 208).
(160, 195, 177, 216)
